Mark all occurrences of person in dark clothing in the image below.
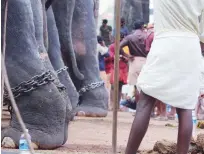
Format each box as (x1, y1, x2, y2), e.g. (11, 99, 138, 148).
(100, 19, 112, 46)
(120, 85, 137, 110)
(119, 21, 146, 106)
(112, 17, 129, 38)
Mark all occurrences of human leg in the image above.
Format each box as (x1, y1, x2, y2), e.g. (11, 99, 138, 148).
(176, 108, 192, 154)
(167, 106, 176, 119)
(159, 101, 167, 117)
(125, 91, 156, 154)
(154, 100, 167, 120)
(154, 100, 160, 116)
(106, 73, 112, 110)
(118, 82, 124, 110)
(109, 84, 114, 110)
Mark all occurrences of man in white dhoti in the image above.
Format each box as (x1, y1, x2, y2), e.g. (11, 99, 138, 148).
(125, 1, 204, 154)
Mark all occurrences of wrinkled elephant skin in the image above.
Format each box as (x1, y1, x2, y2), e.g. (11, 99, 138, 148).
(72, 0, 109, 117)
(46, 7, 79, 114)
(52, 0, 108, 117)
(1, 0, 70, 149)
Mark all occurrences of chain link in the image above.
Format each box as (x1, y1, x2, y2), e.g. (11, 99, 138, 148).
(55, 66, 68, 91)
(78, 81, 104, 96)
(3, 66, 104, 112)
(3, 71, 55, 113)
(56, 66, 68, 75)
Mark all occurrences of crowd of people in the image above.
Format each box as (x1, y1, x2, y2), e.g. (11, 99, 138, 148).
(97, 17, 204, 121)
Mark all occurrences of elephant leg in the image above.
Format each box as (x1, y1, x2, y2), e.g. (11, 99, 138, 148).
(46, 6, 79, 117)
(121, 0, 144, 31)
(121, 0, 131, 29)
(142, 0, 150, 23)
(31, 0, 72, 144)
(1, 0, 69, 149)
(71, 0, 108, 117)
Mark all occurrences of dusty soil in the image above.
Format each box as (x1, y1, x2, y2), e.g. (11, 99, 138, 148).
(2, 111, 203, 154)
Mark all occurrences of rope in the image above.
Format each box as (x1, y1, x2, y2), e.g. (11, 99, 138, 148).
(1, 0, 8, 115)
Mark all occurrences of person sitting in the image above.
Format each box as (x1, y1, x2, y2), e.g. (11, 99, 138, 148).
(120, 85, 137, 110)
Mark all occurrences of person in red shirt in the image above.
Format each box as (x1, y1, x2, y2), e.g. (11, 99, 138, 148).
(108, 32, 129, 110)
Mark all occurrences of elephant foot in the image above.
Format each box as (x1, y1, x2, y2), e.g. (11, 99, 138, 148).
(70, 111, 76, 121)
(75, 83, 109, 117)
(75, 105, 108, 117)
(1, 126, 65, 149)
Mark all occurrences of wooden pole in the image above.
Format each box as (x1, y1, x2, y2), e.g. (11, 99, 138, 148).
(112, 0, 121, 153)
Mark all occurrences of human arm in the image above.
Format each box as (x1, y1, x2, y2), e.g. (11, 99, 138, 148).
(119, 37, 134, 61)
(100, 26, 103, 36)
(103, 52, 110, 58)
(97, 43, 108, 55)
(119, 38, 129, 56)
(109, 26, 112, 32)
(145, 32, 154, 53)
(108, 26, 113, 42)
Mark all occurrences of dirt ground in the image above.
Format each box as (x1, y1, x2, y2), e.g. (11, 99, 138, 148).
(2, 111, 203, 154)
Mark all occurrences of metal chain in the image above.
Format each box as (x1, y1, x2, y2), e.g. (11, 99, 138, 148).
(78, 81, 104, 96)
(3, 71, 55, 113)
(56, 66, 68, 75)
(3, 66, 68, 112)
(55, 66, 68, 91)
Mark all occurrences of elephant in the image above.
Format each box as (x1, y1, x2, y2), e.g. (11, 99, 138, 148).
(52, 0, 108, 117)
(121, 0, 150, 32)
(1, 0, 108, 149)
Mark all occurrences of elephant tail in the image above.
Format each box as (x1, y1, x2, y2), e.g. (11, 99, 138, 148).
(67, 0, 84, 80)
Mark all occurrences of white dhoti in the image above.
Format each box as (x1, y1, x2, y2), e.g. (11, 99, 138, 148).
(137, 31, 203, 109)
(127, 57, 146, 85)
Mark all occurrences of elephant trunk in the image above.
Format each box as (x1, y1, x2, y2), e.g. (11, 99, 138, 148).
(66, 0, 84, 80)
(52, 0, 84, 81)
